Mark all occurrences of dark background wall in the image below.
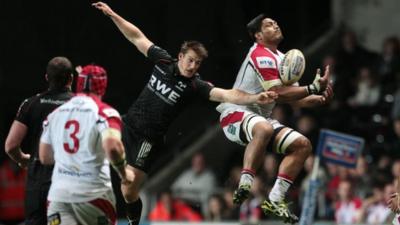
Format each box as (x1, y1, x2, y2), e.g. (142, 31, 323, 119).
(0, 0, 331, 161)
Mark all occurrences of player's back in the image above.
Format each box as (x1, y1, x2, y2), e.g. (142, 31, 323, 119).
(45, 94, 113, 202)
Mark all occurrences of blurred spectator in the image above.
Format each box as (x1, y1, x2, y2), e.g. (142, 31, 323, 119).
(335, 179, 363, 224)
(205, 194, 227, 221)
(259, 153, 279, 188)
(360, 182, 393, 224)
(171, 152, 217, 214)
(347, 66, 381, 107)
(376, 36, 400, 91)
(327, 164, 351, 203)
(221, 188, 240, 220)
(334, 30, 376, 80)
(148, 190, 202, 222)
(239, 177, 265, 224)
(0, 159, 26, 225)
(224, 166, 241, 190)
(295, 114, 319, 147)
(349, 156, 373, 198)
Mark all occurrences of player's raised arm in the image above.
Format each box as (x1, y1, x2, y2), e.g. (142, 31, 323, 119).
(92, 2, 153, 56)
(209, 88, 278, 105)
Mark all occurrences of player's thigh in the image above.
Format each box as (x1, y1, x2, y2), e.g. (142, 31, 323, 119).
(272, 126, 306, 154)
(47, 201, 78, 225)
(220, 110, 270, 145)
(72, 190, 117, 225)
(122, 124, 156, 174)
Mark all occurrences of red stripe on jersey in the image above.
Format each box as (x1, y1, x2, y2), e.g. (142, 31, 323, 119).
(220, 111, 244, 128)
(89, 198, 117, 225)
(250, 44, 279, 81)
(107, 117, 121, 130)
(91, 95, 122, 131)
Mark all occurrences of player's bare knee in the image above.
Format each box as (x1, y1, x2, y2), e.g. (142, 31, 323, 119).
(295, 137, 312, 156)
(253, 123, 273, 141)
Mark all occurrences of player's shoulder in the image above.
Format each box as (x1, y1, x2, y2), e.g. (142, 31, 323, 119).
(249, 44, 277, 69)
(91, 97, 121, 119)
(249, 43, 274, 57)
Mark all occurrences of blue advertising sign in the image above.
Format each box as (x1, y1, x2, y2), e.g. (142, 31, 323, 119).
(316, 129, 364, 168)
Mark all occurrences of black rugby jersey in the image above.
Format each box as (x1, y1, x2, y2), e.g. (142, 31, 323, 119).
(125, 45, 213, 141)
(16, 88, 73, 187)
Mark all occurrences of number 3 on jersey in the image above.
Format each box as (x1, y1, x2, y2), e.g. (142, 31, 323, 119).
(63, 120, 80, 153)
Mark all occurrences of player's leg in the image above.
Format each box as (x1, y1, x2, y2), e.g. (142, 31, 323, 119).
(262, 126, 311, 223)
(72, 190, 117, 225)
(121, 166, 146, 225)
(269, 128, 311, 203)
(24, 185, 49, 225)
(219, 110, 273, 204)
(235, 116, 274, 204)
(121, 123, 155, 225)
(47, 201, 78, 225)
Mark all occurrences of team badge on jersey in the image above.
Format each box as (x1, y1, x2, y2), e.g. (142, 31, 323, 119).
(255, 56, 276, 69)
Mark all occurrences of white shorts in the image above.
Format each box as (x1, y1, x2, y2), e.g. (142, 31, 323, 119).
(219, 109, 302, 154)
(47, 190, 117, 225)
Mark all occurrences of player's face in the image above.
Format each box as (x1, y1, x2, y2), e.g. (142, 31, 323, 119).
(258, 18, 283, 45)
(178, 49, 203, 78)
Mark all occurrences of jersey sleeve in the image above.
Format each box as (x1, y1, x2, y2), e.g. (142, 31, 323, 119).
(15, 97, 34, 125)
(147, 45, 174, 64)
(192, 77, 214, 99)
(97, 105, 122, 133)
(250, 50, 282, 90)
(40, 118, 52, 144)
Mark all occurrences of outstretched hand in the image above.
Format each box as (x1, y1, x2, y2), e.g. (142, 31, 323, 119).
(388, 192, 400, 213)
(318, 81, 334, 105)
(256, 91, 278, 105)
(308, 65, 331, 95)
(92, 2, 115, 17)
(318, 65, 330, 92)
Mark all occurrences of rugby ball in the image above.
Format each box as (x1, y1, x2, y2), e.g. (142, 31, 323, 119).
(279, 49, 306, 85)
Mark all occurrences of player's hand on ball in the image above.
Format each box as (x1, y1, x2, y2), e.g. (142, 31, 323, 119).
(92, 2, 115, 17)
(257, 91, 278, 104)
(388, 192, 400, 213)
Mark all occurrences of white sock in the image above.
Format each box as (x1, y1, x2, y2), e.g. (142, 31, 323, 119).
(269, 176, 292, 202)
(239, 169, 255, 187)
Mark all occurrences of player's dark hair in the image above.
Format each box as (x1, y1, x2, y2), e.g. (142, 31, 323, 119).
(247, 14, 267, 41)
(46, 56, 73, 90)
(180, 41, 208, 59)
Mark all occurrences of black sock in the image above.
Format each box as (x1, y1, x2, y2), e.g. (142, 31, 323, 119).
(126, 198, 142, 225)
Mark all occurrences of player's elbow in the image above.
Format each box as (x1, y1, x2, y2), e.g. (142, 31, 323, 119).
(4, 138, 19, 155)
(103, 138, 125, 161)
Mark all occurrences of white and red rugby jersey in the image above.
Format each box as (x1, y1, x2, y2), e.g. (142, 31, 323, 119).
(217, 43, 284, 117)
(41, 94, 121, 202)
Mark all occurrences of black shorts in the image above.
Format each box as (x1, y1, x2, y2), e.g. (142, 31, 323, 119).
(121, 120, 160, 173)
(24, 184, 50, 225)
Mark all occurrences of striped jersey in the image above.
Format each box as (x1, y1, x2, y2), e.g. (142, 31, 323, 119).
(40, 94, 121, 202)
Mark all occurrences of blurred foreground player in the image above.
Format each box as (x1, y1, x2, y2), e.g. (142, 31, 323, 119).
(4, 57, 74, 225)
(39, 65, 129, 225)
